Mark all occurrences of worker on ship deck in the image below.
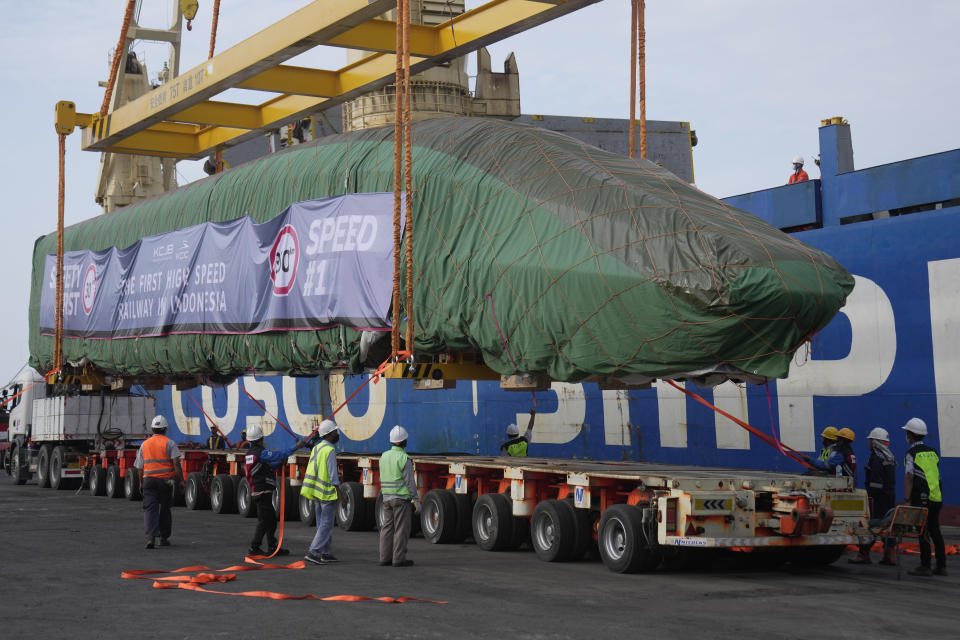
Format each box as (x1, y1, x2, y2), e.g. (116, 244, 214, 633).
(817, 426, 839, 463)
(788, 155, 809, 184)
(804, 427, 856, 477)
(500, 409, 536, 456)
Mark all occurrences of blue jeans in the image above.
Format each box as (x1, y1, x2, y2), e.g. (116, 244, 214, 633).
(308, 499, 337, 557)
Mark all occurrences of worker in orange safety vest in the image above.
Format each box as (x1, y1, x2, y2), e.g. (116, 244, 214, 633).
(135, 415, 184, 549)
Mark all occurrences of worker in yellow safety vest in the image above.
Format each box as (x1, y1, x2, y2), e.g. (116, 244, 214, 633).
(818, 426, 839, 463)
(134, 416, 184, 549)
(902, 418, 947, 576)
(301, 420, 341, 565)
(378, 425, 420, 567)
(500, 409, 536, 456)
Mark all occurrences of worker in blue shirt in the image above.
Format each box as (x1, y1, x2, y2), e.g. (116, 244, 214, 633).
(804, 428, 856, 477)
(244, 423, 316, 556)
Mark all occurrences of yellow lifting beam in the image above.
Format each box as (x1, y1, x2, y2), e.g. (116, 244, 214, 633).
(74, 0, 599, 159)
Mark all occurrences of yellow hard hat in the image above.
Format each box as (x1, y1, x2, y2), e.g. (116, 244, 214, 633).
(837, 428, 855, 442)
(820, 426, 839, 440)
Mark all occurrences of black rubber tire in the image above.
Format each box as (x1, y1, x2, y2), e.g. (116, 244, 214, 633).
(237, 477, 256, 518)
(560, 500, 596, 560)
(210, 475, 236, 514)
(375, 493, 418, 536)
(791, 545, 846, 567)
(531, 499, 578, 562)
(337, 481, 370, 531)
(89, 465, 107, 496)
(36, 445, 51, 488)
(453, 492, 474, 542)
(472, 493, 515, 551)
(374, 493, 385, 530)
(421, 489, 459, 544)
(184, 472, 210, 510)
(124, 468, 142, 501)
(50, 446, 76, 490)
(271, 479, 300, 521)
(10, 444, 28, 485)
(598, 504, 661, 573)
(300, 493, 316, 526)
(105, 465, 124, 499)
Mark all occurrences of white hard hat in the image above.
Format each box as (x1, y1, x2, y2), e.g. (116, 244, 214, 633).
(150, 415, 168, 431)
(317, 419, 338, 437)
(902, 417, 928, 436)
(505, 423, 520, 437)
(389, 425, 408, 444)
(792, 155, 804, 165)
(247, 423, 264, 441)
(867, 427, 889, 441)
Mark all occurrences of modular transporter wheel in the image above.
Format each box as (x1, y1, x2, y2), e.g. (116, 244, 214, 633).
(210, 475, 236, 514)
(336, 482, 371, 531)
(184, 472, 210, 510)
(421, 489, 458, 544)
(597, 504, 661, 573)
(89, 465, 107, 496)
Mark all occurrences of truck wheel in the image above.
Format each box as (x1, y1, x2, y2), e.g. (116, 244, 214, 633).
(184, 472, 210, 510)
(89, 465, 107, 496)
(560, 500, 596, 560)
(36, 445, 52, 488)
(10, 444, 27, 485)
(453, 493, 474, 542)
(337, 481, 370, 531)
(472, 493, 515, 551)
(299, 494, 316, 526)
(374, 493, 385, 530)
(50, 446, 77, 490)
(271, 480, 299, 521)
(421, 489, 458, 544)
(790, 545, 845, 567)
(210, 475, 236, 514)
(598, 504, 661, 573)
(531, 499, 577, 561)
(105, 465, 124, 499)
(124, 468, 141, 501)
(236, 477, 256, 518)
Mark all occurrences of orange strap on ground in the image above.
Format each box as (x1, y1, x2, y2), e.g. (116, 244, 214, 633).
(665, 380, 814, 470)
(122, 559, 445, 603)
(846, 542, 960, 555)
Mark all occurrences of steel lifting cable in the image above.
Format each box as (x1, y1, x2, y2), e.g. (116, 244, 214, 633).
(101, 0, 138, 117)
(208, 0, 221, 60)
(664, 379, 814, 470)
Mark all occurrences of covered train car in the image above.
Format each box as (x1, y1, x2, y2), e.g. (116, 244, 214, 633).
(29, 118, 852, 385)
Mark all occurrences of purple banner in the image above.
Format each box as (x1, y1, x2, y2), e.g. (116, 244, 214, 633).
(39, 193, 402, 338)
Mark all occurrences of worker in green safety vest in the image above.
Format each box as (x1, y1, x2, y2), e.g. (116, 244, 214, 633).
(902, 417, 947, 577)
(818, 426, 839, 463)
(301, 419, 342, 565)
(378, 425, 420, 567)
(500, 409, 536, 456)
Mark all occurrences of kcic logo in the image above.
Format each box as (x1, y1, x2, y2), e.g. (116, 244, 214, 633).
(269, 224, 299, 295)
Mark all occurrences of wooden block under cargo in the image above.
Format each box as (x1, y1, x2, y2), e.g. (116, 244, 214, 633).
(500, 374, 551, 392)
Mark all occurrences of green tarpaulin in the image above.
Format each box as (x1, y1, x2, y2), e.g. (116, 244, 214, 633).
(30, 117, 853, 382)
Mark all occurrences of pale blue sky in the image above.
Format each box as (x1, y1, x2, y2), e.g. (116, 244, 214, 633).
(0, 0, 957, 375)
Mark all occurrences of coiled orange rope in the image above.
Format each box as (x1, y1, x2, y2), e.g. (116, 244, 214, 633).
(101, 0, 137, 117)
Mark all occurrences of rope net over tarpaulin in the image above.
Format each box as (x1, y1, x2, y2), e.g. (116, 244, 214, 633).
(29, 117, 853, 384)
